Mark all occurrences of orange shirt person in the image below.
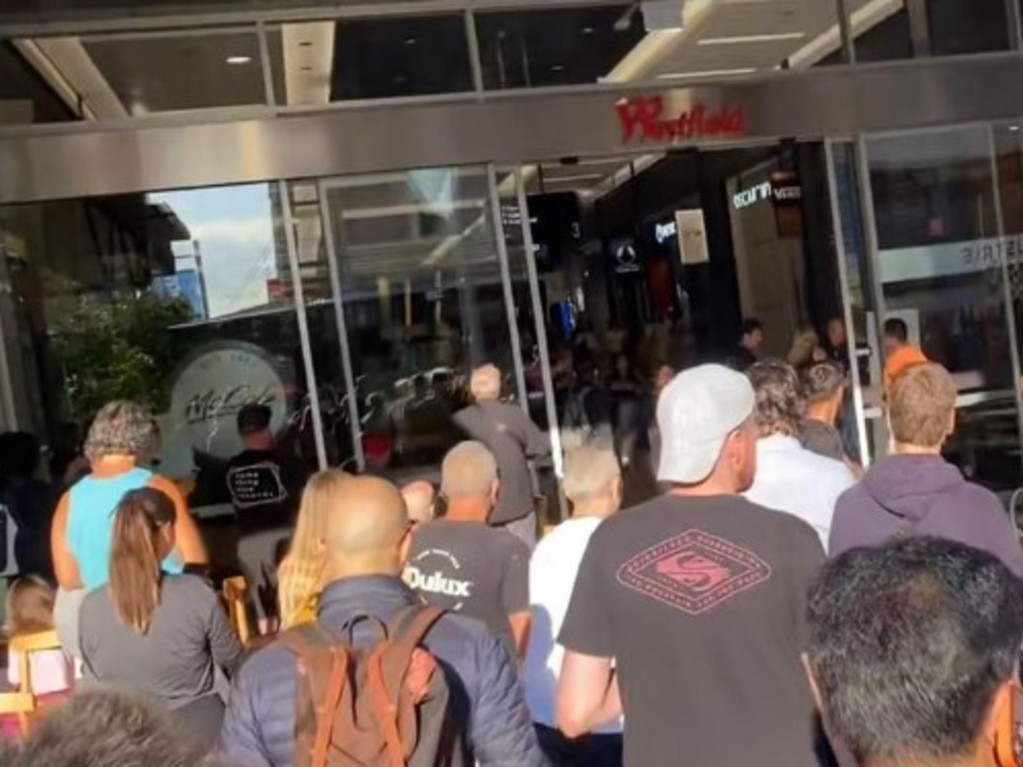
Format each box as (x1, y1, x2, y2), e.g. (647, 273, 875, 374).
(882, 318, 927, 392)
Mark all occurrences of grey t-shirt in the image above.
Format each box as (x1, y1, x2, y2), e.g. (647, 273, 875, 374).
(79, 574, 244, 709)
(800, 419, 846, 463)
(454, 403, 550, 525)
(560, 495, 826, 767)
(407, 520, 530, 655)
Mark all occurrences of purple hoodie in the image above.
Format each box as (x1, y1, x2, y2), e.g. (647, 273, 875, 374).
(829, 454, 1023, 576)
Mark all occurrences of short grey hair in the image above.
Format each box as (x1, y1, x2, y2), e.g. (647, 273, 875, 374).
(9, 688, 217, 766)
(441, 441, 497, 498)
(469, 365, 502, 402)
(563, 445, 620, 503)
(84, 401, 160, 463)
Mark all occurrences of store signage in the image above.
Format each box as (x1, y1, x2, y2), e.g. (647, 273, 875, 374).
(617, 96, 746, 145)
(654, 220, 678, 244)
(733, 181, 773, 209)
(677, 209, 710, 265)
(732, 175, 803, 210)
(878, 234, 1023, 284)
(613, 242, 642, 274)
(170, 341, 289, 458)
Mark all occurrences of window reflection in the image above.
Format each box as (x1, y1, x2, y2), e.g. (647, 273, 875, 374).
(323, 167, 517, 477)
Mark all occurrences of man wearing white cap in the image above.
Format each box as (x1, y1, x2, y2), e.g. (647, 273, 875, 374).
(555, 364, 829, 767)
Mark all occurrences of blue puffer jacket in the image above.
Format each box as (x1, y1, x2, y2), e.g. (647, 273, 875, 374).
(219, 575, 545, 767)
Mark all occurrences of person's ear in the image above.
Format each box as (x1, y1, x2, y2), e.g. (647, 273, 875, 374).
(489, 479, 500, 506)
(800, 653, 824, 713)
(398, 526, 413, 568)
(947, 409, 956, 439)
(986, 679, 1017, 766)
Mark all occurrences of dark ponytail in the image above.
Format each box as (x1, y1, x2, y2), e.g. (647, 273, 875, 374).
(108, 487, 175, 635)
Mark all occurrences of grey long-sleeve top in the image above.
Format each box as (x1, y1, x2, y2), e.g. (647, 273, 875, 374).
(79, 574, 244, 709)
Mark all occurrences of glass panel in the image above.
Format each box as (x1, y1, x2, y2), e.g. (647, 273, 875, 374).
(476, 4, 644, 90)
(6, 27, 269, 121)
(649, 0, 840, 79)
(0, 183, 322, 569)
(281, 179, 357, 470)
(322, 166, 516, 481)
(826, 140, 878, 465)
(864, 125, 1022, 489)
(828, 0, 1012, 65)
(267, 14, 472, 107)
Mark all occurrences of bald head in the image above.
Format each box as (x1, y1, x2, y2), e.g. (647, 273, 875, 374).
(401, 480, 436, 524)
(441, 441, 498, 522)
(323, 475, 410, 577)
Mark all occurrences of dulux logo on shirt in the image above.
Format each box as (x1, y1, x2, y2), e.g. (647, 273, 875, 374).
(406, 549, 473, 608)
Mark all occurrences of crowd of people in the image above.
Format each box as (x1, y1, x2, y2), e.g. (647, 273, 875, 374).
(0, 318, 1021, 767)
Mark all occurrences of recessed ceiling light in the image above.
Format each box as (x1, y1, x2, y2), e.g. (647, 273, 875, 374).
(582, 26, 595, 35)
(405, 37, 417, 45)
(551, 63, 565, 72)
(226, 55, 252, 65)
(698, 32, 806, 46)
(658, 67, 757, 79)
(1011, 125, 1020, 132)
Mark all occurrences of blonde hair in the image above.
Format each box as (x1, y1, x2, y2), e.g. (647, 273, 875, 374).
(889, 363, 956, 448)
(278, 470, 349, 628)
(84, 401, 159, 463)
(109, 488, 176, 635)
(5, 576, 55, 637)
(563, 446, 620, 504)
(786, 325, 821, 370)
(470, 365, 502, 402)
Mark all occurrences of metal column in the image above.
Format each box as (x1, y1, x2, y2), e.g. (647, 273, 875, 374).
(486, 164, 528, 409)
(317, 180, 366, 472)
(279, 180, 328, 470)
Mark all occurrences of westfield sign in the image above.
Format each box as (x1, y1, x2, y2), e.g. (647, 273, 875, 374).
(616, 95, 746, 145)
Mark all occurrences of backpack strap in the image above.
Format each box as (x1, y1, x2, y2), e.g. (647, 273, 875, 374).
(279, 624, 351, 767)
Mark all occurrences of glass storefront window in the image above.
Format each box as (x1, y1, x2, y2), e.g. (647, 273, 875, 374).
(319, 165, 519, 480)
(476, 4, 644, 90)
(863, 124, 1023, 490)
(266, 14, 472, 106)
(0, 182, 325, 508)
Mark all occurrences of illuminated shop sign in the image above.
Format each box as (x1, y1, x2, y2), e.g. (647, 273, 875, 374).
(732, 174, 803, 210)
(617, 96, 746, 145)
(654, 220, 678, 244)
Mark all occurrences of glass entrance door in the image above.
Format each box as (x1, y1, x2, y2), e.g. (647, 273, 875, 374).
(837, 125, 1023, 489)
(317, 165, 524, 483)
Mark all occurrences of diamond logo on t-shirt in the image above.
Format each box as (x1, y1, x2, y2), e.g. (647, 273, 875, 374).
(617, 529, 772, 615)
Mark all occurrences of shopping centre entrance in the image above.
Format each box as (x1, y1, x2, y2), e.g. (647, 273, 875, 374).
(5, 56, 1023, 519)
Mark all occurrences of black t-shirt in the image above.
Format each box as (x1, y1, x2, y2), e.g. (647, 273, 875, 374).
(406, 520, 529, 656)
(559, 494, 826, 767)
(225, 449, 305, 536)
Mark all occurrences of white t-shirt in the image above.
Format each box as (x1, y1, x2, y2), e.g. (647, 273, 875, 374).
(7, 647, 73, 696)
(522, 516, 623, 733)
(744, 434, 855, 550)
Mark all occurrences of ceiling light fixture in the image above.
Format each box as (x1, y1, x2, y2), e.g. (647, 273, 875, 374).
(226, 55, 252, 65)
(405, 37, 417, 45)
(658, 67, 757, 79)
(1011, 125, 1020, 132)
(551, 63, 565, 72)
(698, 32, 806, 46)
(582, 26, 596, 35)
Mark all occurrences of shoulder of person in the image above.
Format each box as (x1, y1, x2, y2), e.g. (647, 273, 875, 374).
(742, 497, 823, 546)
(162, 573, 218, 601)
(425, 610, 504, 662)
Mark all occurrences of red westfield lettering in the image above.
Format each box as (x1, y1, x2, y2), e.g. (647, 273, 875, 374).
(616, 95, 746, 144)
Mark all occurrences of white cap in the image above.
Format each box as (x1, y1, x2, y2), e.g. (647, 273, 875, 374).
(657, 364, 755, 485)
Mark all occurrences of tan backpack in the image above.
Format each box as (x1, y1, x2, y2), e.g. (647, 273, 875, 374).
(281, 606, 468, 767)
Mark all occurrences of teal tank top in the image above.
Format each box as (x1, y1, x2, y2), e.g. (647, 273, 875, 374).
(66, 467, 183, 591)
